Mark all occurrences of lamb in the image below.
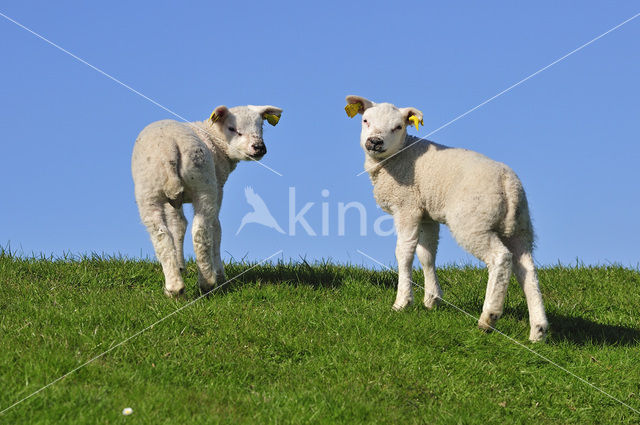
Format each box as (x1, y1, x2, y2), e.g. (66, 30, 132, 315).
(345, 95, 548, 342)
(132, 104, 282, 296)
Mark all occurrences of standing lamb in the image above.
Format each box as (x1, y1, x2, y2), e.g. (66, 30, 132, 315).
(132, 104, 282, 296)
(345, 95, 548, 342)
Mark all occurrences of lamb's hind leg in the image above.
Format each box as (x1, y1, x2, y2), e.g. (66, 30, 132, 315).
(505, 236, 548, 342)
(164, 203, 187, 272)
(416, 221, 442, 309)
(453, 230, 512, 331)
(476, 233, 513, 331)
(139, 202, 185, 296)
(392, 215, 421, 311)
(191, 192, 224, 294)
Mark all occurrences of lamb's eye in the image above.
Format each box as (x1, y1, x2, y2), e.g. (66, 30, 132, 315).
(395, 125, 402, 130)
(363, 119, 368, 123)
(228, 126, 236, 132)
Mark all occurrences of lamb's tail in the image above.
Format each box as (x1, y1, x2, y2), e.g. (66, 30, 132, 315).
(501, 169, 524, 238)
(163, 142, 184, 208)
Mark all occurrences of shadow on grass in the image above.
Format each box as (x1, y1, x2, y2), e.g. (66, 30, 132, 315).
(166, 260, 640, 347)
(500, 305, 640, 346)
(546, 313, 640, 346)
(222, 260, 397, 290)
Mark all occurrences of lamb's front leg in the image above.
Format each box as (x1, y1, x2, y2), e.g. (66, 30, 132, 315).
(392, 215, 421, 311)
(416, 221, 442, 309)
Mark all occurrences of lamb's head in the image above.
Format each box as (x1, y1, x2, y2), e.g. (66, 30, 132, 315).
(209, 104, 283, 161)
(345, 95, 423, 160)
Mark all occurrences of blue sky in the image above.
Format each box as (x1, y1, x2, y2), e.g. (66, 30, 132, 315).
(1, 2, 638, 268)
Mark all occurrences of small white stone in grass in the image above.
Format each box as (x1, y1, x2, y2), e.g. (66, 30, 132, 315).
(122, 407, 133, 416)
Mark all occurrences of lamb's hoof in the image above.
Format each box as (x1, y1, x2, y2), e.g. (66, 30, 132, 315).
(392, 298, 413, 311)
(199, 271, 227, 293)
(199, 282, 216, 295)
(529, 322, 549, 342)
(423, 295, 442, 310)
(215, 271, 227, 285)
(164, 285, 185, 298)
(478, 312, 500, 332)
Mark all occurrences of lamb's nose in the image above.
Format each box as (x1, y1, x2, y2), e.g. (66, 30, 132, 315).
(365, 137, 384, 151)
(252, 143, 266, 155)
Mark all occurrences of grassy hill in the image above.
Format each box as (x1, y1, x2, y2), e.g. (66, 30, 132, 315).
(1, 251, 639, 424)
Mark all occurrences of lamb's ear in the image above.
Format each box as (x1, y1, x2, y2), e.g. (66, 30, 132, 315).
(209, 105, 229, 124)
(256, 105, 283, 126)
(345, 95, 374, 118)
(401, 107, 424, 131)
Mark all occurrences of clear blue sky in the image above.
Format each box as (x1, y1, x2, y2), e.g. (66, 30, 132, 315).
(1, 2, 638, 268)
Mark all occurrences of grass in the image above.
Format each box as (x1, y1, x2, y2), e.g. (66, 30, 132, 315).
(0, 250, 639, 424)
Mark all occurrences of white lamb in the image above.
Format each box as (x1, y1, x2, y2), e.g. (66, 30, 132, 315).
(345, 95, 548, 342)
(132, 105, 282, 296)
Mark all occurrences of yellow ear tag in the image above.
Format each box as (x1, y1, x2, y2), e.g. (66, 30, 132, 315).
(408, 115, 423, 131)
(264, 113, 280, 126)
(210, 111, 219, 123)
(345, 103, 361, 118)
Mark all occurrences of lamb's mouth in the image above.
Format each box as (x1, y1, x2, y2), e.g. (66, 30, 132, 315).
(248, 153, 265, 159)
(366, 145, 386, 154)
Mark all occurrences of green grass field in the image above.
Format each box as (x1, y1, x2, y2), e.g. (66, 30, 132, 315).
(1, 250, 639, 424)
